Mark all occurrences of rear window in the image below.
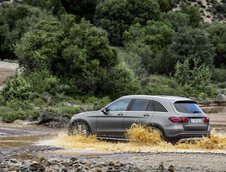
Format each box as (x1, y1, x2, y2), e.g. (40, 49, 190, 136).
(174, 101, 202, 113)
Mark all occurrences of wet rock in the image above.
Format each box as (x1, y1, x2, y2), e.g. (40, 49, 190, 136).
(9, 159, 17, 163)
(29, 163, 45, 172)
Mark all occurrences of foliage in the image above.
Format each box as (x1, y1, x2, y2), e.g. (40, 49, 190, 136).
(181, 3, 202, 28)
(95, 0, 160, 45)
(171, 27, 215, 66)
(142, 75, 184, 96)
(1, 74, 32, 101)
(212, 68, 226, 82)
(50, 105, 81, 117)
(0, 109, 39, 123)
(158, 0, 173, 12)
(0, 4, 57, 59)
(23, 0, 64, 16)
(124, 21, 176, 75)
(174, 58, 216, 98)
(101, 62, 141, 99)
(161, 11, 189, 31)
(60, 0, 98, 21)
(205, 22, 226, 68)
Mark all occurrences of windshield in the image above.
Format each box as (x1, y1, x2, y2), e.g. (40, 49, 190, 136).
(174, 101, 202, 113)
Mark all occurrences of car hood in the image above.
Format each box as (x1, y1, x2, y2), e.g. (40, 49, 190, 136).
(70, 111, 99, 121)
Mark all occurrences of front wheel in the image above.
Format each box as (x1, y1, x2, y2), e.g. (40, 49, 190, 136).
(68, 121, 90, 137)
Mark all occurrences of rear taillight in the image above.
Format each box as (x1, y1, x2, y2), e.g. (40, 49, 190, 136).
(204, 117, 209, 123)
(169, 116, 189, 123)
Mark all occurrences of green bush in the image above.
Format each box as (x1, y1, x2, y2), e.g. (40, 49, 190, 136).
(174, 58, 216, 98)
(142, 75, 184, 96)
(0, 110, 39, 123)
(212, 68, 226, 82)
(1, 74, 32, 101)
(49, 105, 81, 117)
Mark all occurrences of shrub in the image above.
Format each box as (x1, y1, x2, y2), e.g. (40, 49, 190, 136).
(212, 68, 226, 82)
(0, 110, 39, 123)
(1, 74, 32, 101)
(93, 97, 112, 110)
(142, 75, 184, 96)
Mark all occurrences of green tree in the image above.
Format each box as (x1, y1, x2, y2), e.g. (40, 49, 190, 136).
(171, 28, 215, 66)
(60, 0, 98, 21)
(0, 4, 57, 59)
(158, 0, 173, 12)
(181, 3, 202, 28)
(95, 0, 160, 45)
(15, 19, 118, 96)
(161, 11, 189, 31)
(205, 22, 226, 68)
(23, 0, 64, 16)
(124, 21, 176, 75)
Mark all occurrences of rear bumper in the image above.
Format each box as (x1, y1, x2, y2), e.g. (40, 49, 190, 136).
(164, 124, 211, 140)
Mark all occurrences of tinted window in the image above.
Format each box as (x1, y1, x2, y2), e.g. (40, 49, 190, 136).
(153, 101, 167, 112)
(147, 101, 154, 111)
(174, 102, 202, 113)
(130, 99, 150, 111)
(107, 99, 130, 111)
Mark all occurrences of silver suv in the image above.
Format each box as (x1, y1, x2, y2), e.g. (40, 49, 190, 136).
(68, 95, 210, 142)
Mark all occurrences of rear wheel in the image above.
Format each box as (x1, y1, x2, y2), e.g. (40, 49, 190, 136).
(149, 126, 166, 141)
(68, 121, 90, 137)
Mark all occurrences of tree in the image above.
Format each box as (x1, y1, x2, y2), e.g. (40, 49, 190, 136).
(15, 19, 118, 96)
(60, 0, 98, 21)
(171, 27, 215, 66)
(205, 22, 226, 68)
(95, 0, 160, 45)
(0, 4, 57, 59)
(124, 20, 176, 75)
(23, 0, 64, 16)
(161, 11, 189, 31)
(158, 0, 173, 12)
(181, 3, 202, 28)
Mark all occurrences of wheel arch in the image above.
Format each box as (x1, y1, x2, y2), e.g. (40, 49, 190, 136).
(69, 119, 93, 134)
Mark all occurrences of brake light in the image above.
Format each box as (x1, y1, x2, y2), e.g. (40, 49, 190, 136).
(204, 117, 209, 123)
(169, 116, 189, 123)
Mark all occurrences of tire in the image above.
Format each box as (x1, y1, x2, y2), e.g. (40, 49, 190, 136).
(68, 121, 90, 137)
(148, 126, 166, 141)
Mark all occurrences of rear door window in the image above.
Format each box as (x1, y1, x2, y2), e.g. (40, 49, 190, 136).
(130, 99, 150, 111)
(174, 101, 202, 113)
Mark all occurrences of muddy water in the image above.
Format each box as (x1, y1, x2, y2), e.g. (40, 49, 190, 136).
(48, 125, 226, 154)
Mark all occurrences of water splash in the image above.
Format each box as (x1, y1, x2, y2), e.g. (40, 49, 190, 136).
(51, 125, 226, 153)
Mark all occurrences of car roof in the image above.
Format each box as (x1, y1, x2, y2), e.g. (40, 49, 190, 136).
(120, 95, 193, 103)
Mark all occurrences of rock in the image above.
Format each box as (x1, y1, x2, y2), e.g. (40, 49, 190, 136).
(168, 165, 175, 172)
(29, 163, 45, 172)
(9, 159, 17, 163)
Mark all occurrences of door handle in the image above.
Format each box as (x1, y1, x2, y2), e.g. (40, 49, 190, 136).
(118, 113, 123, 116)
(143, 114, 150, 117)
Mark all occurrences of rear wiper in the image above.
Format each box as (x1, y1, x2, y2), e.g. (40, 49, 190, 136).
(192, 111, 201, 113)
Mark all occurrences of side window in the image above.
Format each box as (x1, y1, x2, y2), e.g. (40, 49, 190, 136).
(130, 99, 150, 111)
(153, 101, 167, 112)
(147, 101, 154, 111)
(107, 99, 130, 111)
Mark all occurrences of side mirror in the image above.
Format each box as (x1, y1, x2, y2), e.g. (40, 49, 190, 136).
(101, 107, 109, 115)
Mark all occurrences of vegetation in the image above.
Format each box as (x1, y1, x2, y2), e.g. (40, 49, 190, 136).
(0, 0, 226, 122)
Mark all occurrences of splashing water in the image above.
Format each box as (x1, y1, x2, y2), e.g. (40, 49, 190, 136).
(51, 125, 226, 153)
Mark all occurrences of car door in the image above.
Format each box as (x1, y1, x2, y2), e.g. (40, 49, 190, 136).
(124, 99, 154, 132)
(96, 98, 131, 138)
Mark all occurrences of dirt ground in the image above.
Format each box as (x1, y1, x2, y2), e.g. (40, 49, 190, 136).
(0, 116, 226, 171)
